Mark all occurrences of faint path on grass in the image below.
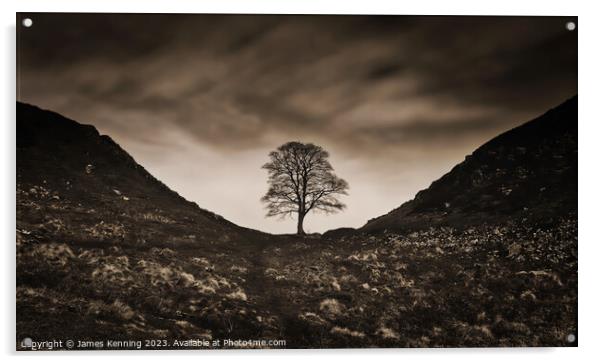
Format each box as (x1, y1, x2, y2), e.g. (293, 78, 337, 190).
(240, 237, 303, 342)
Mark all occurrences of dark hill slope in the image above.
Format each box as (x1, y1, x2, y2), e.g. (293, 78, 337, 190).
(16, 102, 286, 344)
(362, 96, 577, 233)
(17, 102, 263, 247)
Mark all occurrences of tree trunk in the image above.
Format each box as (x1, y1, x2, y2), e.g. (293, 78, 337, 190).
(297, 212, 305, 235)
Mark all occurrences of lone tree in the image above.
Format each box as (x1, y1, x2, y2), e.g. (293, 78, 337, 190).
(261, 141, 349, 235)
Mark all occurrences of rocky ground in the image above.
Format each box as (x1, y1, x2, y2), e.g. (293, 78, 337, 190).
(257, 220, 577, 348)
(17, 184, 577, 348)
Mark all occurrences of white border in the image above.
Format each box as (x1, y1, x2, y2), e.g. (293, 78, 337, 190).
(2, 0, 601, 363)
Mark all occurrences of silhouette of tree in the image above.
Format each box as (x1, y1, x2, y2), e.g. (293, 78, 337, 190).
(261, 141, 349, 235)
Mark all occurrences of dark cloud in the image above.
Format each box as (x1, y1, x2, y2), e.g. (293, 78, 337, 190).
(366, 63, 406, 81)
(17, 14, 577, 151)
(16, 14, 577, 233)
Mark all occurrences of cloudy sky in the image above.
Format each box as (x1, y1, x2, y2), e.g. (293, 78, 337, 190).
(17, 14, 577, 234)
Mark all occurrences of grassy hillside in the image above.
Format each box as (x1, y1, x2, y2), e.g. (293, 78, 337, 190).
(16, 102, 577, 349)
(362, 96, 577, 233)
(17, 218, 577, 348)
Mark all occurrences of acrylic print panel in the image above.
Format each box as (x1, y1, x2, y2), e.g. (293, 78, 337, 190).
(16, 13, 577, 350)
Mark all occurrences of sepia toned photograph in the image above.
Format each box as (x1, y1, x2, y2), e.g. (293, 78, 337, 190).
(16, 13, 577, 350)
